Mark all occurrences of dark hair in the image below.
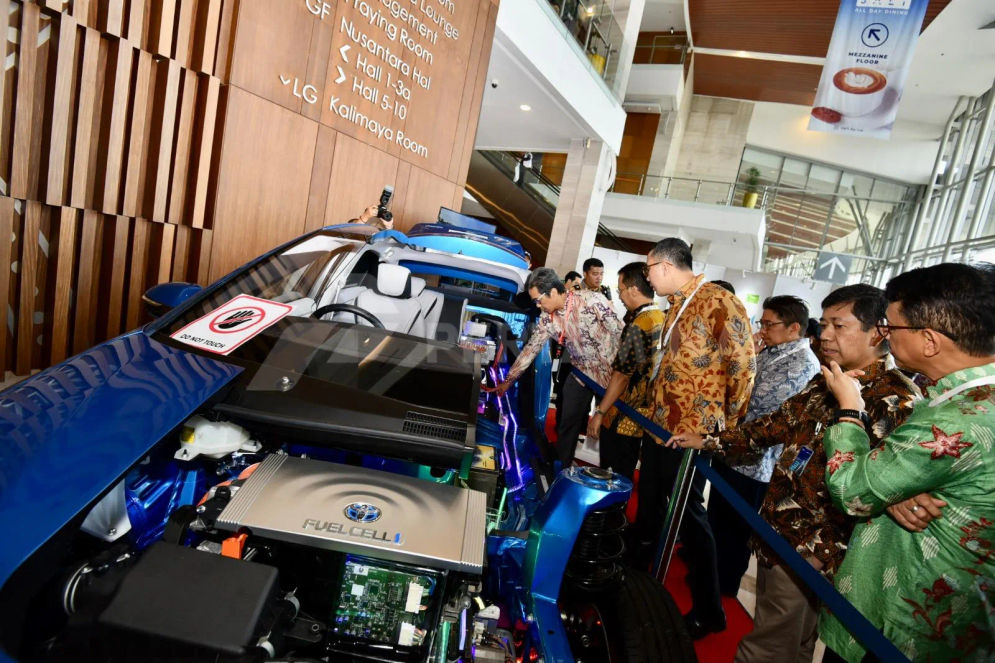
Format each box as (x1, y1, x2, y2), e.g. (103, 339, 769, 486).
(564, 270, 582, 282)
(885, 263, 995, 357)
(525, 267, 565, 297)
(582, 258, 604, 273)
(821, 284, 887, 332)
(763, 295, 809, 331)
(806, 318, 821, 338)
(618, 262, 655, 298)
(711, 280, 735, 294)
(649, 238, 693, 270)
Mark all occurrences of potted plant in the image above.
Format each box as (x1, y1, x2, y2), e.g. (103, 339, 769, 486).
(742, 167, 761, 208)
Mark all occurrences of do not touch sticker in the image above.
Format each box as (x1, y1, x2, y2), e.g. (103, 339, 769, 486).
(170, 294, 293, 355)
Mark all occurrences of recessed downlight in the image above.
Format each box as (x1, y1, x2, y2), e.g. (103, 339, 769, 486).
(519, 104, 532, 111)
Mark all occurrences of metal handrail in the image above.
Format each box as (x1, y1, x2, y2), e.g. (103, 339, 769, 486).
(476, 151, 632, 252)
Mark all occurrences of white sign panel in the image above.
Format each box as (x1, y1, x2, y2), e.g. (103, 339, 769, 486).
(171, 295, 294, 355)
(808, 0, 928, 139)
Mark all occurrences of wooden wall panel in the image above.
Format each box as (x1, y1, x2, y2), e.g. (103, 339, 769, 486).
(0, 197, 13, 370)
(16, 201, 41, 374)
(49, 207, 77, 364)
(303, 124, 337, 232)
(10, 2, 40, 200)
(208, 86, 318, 281)
(3, 0, 495, 378)
(45, 13, 76, 206)
(99, 39, 135, 213)
(322, 133, 399, 229)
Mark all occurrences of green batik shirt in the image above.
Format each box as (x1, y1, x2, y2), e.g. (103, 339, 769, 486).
(819, 361, 995, 663)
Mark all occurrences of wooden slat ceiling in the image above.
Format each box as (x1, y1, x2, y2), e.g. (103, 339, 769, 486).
(689, 0, 952, 58)
(693, 55, 822, 106)
(689, 0, 953, 105)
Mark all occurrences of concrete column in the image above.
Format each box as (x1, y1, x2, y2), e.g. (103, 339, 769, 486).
(545, 139, 616, 274)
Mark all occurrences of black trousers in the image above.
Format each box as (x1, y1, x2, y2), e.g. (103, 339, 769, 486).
(707, 459, 770, 596)
(598, 424, 641, 480)
(633, 439, 725, 624)
(556, 377, 595, 465)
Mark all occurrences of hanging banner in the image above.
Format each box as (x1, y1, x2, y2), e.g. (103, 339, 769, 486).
(809, 0, 929, 139)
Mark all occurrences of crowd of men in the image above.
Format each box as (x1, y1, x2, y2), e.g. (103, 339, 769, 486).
(494, 238, 995, 663)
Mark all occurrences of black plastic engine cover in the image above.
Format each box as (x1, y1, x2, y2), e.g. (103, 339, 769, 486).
(98, 543, 279, 655)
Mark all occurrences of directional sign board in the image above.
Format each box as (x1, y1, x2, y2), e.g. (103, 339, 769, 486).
(171, 295, 293, 355)
(814, 252, 853, 284)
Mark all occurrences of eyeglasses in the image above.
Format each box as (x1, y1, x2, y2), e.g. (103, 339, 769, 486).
(757, 320, 786, 330)
(532, 293, 546, 306)
(645, 260, 664, 271)
(876, 319, 959, 341)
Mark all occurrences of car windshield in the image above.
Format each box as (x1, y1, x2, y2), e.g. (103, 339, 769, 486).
(168, 230, 365, 325)
(151, 228, 478, 424)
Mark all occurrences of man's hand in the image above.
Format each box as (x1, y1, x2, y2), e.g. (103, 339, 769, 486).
(886, 493, 947, 532)
(753, 331, 765, 354)
(821, 361, 866, 411)
(359, 204, 378, 223)
(492, 380, 512, 397)
(586, 412, 603, 441)
(380, 216, 394, 230)
(667, 432, 704, 449)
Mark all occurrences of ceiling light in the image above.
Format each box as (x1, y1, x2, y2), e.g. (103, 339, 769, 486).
(519, 104, 532, 111)
(586, 7, 595, 15)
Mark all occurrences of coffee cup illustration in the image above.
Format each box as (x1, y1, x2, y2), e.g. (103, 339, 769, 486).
(831, 67, 888, 116)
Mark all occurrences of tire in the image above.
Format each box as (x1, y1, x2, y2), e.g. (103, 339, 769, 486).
(606, 569, 697, 663)
(563, 569, 697, 663)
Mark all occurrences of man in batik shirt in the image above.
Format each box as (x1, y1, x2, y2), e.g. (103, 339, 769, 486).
(708, 295, 821, 598)
(496, 267, 622, 465)
(671, 285, 919, 661)
(635, 238, 756, 638)
(585, 262, 665, 479)
(820, 263, 995, 663)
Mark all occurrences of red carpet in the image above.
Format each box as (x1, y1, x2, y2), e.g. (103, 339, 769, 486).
(545, 407, 755, 661)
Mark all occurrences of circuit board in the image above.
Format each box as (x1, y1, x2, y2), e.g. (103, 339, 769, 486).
(331, 556, 440, 648)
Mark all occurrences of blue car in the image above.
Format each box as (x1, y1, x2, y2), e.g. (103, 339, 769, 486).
(0, 221, 694, 662)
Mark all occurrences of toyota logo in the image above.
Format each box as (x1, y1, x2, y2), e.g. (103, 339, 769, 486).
(344, 503, 382, 523)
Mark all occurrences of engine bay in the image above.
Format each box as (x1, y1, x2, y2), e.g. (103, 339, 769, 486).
(17, 416, 518, 663)
(3, 306, 543, 663)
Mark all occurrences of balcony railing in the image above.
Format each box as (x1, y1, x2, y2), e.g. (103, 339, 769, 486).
(610, 172, 751, 206)
(541, 0, 624, 91)
(632, 34, 688, 66)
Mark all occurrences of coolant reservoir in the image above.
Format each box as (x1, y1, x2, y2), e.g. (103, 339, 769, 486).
(174, 416, 261, 461)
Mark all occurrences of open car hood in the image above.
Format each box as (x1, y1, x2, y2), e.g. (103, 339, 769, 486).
(0, 332, 242, 591)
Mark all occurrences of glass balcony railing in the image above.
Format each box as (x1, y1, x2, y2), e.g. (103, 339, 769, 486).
(632, 34, 689, 66)
(610, 172, 741, 205)
(538, 0, 625, 95)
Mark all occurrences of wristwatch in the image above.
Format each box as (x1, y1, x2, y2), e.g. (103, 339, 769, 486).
(833, 409, 870, 427)
(593, 408, 606, 416)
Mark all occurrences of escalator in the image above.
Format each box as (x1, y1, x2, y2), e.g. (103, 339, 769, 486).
(466, 150, 631, 264)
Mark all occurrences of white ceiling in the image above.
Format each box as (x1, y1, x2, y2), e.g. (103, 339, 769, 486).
(473, 36, 589, 152)
(639, 0, 686, 33)
(894, 0, 995, 135)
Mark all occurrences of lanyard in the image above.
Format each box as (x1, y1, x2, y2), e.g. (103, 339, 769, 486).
(659, 279, 706, 353)
(557, 292, 576, 345)
(928, 374, 995, 407)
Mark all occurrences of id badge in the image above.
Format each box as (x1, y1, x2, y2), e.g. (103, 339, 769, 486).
(789, 446, 814, 475)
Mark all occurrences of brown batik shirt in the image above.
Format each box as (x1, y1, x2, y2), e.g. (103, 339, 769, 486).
(651, 274, 756, 437)
(702, 356, 920, 576)
(602, 303, 666, 437)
